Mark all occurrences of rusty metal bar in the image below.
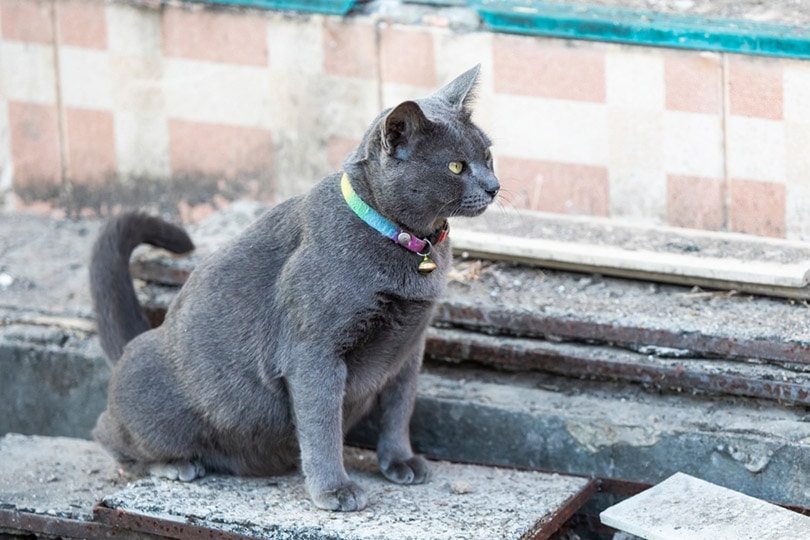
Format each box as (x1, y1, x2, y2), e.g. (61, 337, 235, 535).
(526, 478, 599, 540)
(0, 509, 123, 539)
(92, 505, 258, 540)
(434, 302, 810, 365)
(425, 328, 810, 406)
(131, 260, 193, 287)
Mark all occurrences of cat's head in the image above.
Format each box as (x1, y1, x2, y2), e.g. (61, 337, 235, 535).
(346, 65, 499, 236)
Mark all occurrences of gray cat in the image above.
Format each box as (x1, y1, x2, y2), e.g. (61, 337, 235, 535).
(90, 65, 499, 511)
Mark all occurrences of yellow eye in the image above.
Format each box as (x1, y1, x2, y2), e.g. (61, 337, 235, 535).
(449, 161, 464, 174)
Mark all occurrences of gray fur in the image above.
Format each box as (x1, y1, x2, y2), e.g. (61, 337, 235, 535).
(90, 65, 499, 511)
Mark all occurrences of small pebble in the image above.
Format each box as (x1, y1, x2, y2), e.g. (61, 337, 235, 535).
(0, 272, 14, 289)
(448, 480, 473, 495)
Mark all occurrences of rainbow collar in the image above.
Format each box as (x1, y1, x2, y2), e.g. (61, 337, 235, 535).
(341, 173, 448, 273)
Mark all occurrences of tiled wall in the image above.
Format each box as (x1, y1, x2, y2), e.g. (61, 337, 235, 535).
(2, 0, 809, 240)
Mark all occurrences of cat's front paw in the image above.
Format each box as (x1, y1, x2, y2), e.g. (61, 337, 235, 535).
(381, 455, 429, 485)
(310, 480, 368, 512)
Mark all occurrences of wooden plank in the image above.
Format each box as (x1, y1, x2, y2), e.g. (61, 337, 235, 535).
(600, 472, 810, 539)
(452, 229, 810, 288)
(450, 210, 810, 298)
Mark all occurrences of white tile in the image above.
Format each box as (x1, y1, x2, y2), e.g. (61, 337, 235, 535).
(726, 116, 785, 183)
(164, 58, 273, 128)
(494, 94, 609, 166)
(609, 168, 667, 224)
(434, 31, 495, 132)
(105, 3, 161, 56)
(309, 74, 379, 139)
(606, 49, 664, 110)
(59, 46, 113, 110)
(381, 81, 431, 109)
(601, 473, 810, 540)
(0, 98, 13, 211)
(262, 69, 377, 139)
(109, 52, 165, 112)
(608, 108, 663, 170)
(267, 15, 323, 74)
(114, 110, 170, 179)
(1, 41, 56, 104)
(786, 122, 810, 187)
(783, 61, 810, 123)
(663, 111, 724, 178)
(786, 182, 810, 241)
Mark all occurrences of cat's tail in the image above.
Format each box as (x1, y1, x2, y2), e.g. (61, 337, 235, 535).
(90, 212, 194, 363)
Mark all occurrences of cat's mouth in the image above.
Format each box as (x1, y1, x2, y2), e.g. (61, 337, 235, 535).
(450, 194, 497, 218)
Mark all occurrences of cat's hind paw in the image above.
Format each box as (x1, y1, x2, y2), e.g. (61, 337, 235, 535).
(310, 480, 368, 512)
(149, 461, 206, 482)
(381, 455, 429, 485)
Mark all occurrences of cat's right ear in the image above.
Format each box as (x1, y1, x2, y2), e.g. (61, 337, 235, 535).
(435, 64, 480, 111)
(381, 101, 429, 160)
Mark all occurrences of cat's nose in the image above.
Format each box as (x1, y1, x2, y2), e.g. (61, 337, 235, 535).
(484, 177, 500, 199)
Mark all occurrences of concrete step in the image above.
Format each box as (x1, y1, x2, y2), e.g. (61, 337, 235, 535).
(600, 472, 810, 539)
(0, 434, 593, 540)
(378, 365, 810, 508)
(3, 308, 809, 509)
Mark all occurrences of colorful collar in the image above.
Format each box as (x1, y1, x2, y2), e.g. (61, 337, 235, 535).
(341, 173, 448, 274)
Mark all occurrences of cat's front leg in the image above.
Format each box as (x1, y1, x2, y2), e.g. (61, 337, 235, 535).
(286, 357, 368, 512)
(376, 344, 429, 485)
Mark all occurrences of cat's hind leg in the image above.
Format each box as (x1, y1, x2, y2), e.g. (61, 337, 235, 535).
(149, 461, 206, 482)
(94, 332, 209, 480)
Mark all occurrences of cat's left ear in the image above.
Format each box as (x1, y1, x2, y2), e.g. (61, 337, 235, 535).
(382, 100, 429, 160)
(435, 64, 480, 111)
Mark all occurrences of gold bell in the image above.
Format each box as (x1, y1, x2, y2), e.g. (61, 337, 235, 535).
(418, 256, 437, 274)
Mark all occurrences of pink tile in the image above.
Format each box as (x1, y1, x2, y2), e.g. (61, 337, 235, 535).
(169, 119, 273, 178)
(162, 6, 267, 66)
(13, 195, 65, 218)
(323, 19, 377, 79)
(177, 200, 217, 224)
(57, 0, 107, 49)
(729, 178, 786, 238)
(328, 136, 359, 172)
(666, 175, 725, 231)
(493, 34, 605, 102)
(65, 107, 116, 184)
(379, 25, 436, 88)
(728, 55, 783, 120)
(8, 100, 61, 194)
(1, 0, 53, 43)
(664, 51, 722, 114)
(498, 157, 609, 216)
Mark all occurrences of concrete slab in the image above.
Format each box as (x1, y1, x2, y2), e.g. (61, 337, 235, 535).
(395, 367, 810, 508)
(0, 434, 593, 540)
(0, 433, 122, 522)
(99, 447, 593, 540)
(600, 472, 810, 540)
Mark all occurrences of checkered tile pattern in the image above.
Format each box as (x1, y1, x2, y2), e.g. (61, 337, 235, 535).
(1, 0, 809, 240)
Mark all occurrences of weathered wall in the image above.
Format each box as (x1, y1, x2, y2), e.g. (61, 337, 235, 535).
(2, 0, 809, 239)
